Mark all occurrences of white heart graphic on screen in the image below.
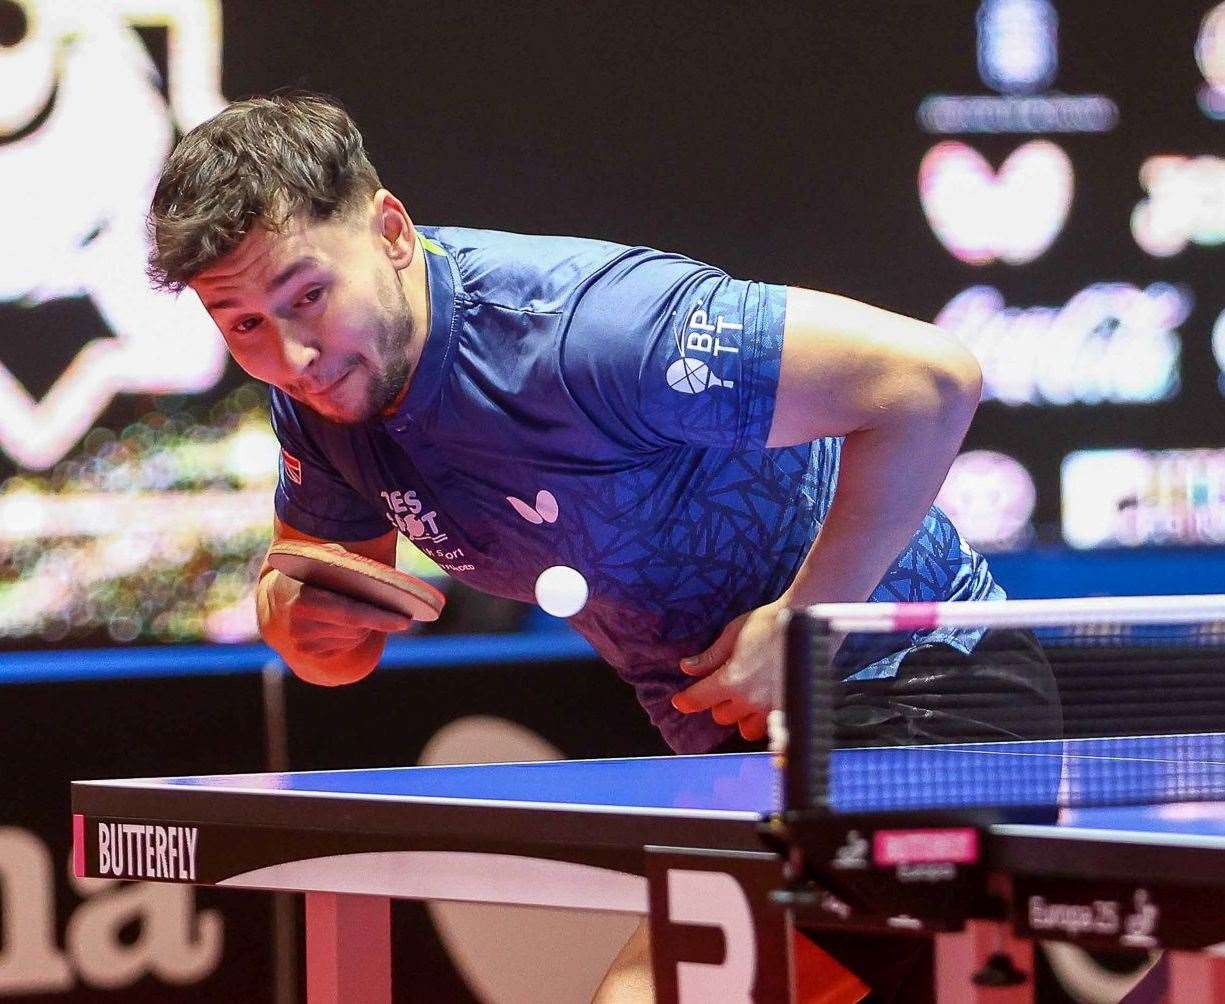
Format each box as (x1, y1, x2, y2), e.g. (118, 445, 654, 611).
(918, 140, 1074, 265)
(506, 490, 559, 525)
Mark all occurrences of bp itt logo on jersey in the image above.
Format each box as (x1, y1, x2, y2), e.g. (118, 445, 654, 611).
(667, 306, 741, 394)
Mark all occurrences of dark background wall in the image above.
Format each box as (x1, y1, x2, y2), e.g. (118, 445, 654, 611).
(205, 0, 1223, 528)
(3, 0, 1222, 650)
(1, 2, 1218, 1000)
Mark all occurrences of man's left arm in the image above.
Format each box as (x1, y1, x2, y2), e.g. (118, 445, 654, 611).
(672, 286, 982, 738)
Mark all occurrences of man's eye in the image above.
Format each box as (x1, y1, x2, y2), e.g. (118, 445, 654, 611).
(298, 287, 324, 307)
(232, 317, 261, 335)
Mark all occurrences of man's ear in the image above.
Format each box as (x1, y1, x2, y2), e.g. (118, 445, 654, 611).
(373, 189, 416, 269)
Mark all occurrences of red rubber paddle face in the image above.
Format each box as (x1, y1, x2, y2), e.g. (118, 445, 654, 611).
(266, 541, 445, 622)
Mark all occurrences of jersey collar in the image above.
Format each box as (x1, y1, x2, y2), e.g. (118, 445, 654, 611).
(383, 229, 457, 431)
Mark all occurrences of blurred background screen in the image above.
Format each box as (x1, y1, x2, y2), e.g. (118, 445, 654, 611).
(3, 0, 1223, 649)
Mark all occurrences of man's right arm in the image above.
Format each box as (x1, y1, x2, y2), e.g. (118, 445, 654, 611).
(256, 516, 410, 686)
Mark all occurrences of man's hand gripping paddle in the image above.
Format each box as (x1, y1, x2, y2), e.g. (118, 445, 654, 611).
(266, 540, 445, 624)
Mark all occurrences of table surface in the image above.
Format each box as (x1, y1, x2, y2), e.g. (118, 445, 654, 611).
(72, 731, 1225, 907)
(77, 732, 1225, 842)
(70, 731, 1225, 997)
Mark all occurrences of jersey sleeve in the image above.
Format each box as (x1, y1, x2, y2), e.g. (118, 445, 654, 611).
(268, 390, 390, 541)
(561, 249, 789, 451)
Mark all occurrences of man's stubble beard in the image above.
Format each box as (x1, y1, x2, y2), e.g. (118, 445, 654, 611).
(366, 308, 413, 416)
(346, 268, 415, 423)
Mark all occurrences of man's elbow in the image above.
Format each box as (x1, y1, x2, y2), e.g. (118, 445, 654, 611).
(906, 336, 982, 426)
(936, 344, 982, 409)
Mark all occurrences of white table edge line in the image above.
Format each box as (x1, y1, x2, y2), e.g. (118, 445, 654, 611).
(992, 823, 1225, 849)
(75, 783, 766, 820)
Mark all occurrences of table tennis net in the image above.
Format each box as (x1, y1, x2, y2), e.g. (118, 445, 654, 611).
(781, 595, 1225, 813)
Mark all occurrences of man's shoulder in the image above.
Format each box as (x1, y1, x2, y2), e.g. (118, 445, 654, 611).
(420, 225, 639, 312)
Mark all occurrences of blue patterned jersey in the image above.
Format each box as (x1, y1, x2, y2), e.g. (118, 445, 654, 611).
(269, 227, 1003, 752)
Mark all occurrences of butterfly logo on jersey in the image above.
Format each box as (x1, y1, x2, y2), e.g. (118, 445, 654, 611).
(506, 489, 559, 525)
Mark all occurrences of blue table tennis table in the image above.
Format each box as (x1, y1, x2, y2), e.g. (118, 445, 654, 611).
(71, 734, 1225, 1002)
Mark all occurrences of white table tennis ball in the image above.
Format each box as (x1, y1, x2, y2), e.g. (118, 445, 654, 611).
(534, 565, 589, 618)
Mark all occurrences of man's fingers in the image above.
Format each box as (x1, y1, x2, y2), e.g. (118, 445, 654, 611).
(295, 585, 413, 633)
(291, 624, 371, 649)
(680, 616, 743, 676)
(738, 713, 768, 741)
(296, 632, 373, 655)
(672, 671, 731, 714)
(711, 701, 743, 727)
(673, 668, 771, 731)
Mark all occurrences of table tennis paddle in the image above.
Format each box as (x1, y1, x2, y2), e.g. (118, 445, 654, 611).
(266, 540, 446, 623)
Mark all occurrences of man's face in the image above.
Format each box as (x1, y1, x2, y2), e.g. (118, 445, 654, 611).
(191, 207, 414, 424)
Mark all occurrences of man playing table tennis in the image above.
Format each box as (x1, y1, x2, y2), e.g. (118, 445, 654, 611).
(147, 93, 1058, 1003)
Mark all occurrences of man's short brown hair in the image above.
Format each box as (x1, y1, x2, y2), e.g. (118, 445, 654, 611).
(147, 92, 382, 293)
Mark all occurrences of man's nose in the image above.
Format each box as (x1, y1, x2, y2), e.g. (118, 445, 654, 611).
(279, 326, 319, 375)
